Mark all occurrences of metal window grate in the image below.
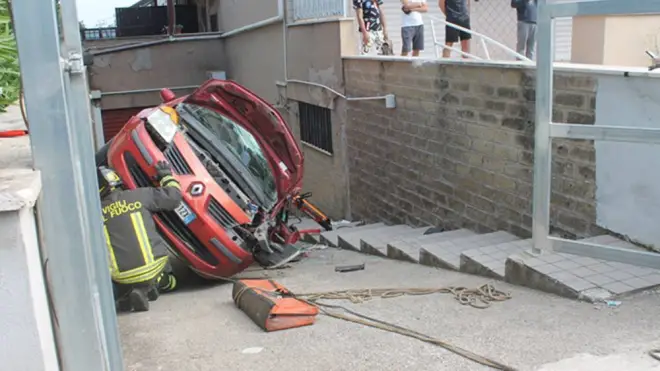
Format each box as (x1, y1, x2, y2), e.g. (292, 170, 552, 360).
(299, 102, 333, 154)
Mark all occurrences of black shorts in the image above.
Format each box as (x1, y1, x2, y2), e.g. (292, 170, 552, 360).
(445, 18, 471, 43)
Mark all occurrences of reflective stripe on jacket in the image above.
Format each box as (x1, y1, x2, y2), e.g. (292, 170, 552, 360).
(102, 175, 182, 285)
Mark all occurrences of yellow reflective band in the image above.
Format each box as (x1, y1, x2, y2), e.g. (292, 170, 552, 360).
(130, 212, 153, 264)
(134, 212, 155, 263)
(104, 225, 119, 275)
(113, 257, 169, 284)
(159, 175, 181, 189)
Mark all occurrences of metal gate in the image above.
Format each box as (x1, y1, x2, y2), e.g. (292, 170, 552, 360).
(532, 0, 660, 269)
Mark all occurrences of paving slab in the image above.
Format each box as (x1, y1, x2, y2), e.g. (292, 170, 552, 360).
(505, 235, 660, 302)
(360, 227, 434, 257)
(338, 225, 413, 252)
(419, 231, 519, 271)
(461, 239, 532, 279)
(387, 229, 476, 263)
(319, 223, 385, 247)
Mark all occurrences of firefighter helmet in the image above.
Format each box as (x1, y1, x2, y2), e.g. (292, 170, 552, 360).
(98, 166, 123, 197)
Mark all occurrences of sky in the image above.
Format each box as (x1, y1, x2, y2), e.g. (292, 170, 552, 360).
(76, 0, 137, 27)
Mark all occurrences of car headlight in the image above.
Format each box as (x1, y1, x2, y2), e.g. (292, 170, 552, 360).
(146, 107, 179, 144)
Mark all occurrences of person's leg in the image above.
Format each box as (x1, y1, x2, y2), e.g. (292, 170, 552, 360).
(516, 21, 528, 59)
(526, 23, 537, 60)
(458, 18, 472, 59)
(372, 30, 385, 55)
(444, 24, 458, 58)
(401, 26, 413, 56)
(411, 25, 424, 57)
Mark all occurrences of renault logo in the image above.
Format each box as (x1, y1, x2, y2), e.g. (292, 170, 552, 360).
(189, 182, 205, 196)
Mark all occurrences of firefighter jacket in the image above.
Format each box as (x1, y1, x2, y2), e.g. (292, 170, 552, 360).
(102, 175, 182, 285)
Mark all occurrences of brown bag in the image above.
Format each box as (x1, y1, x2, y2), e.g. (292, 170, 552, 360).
(381, 39, 395, 56)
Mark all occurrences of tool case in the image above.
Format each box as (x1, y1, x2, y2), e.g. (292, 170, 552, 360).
(232, 279, 319, 332)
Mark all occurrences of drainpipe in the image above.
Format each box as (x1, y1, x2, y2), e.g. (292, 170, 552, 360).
(280, 0, 287, 82)
(167, 0, 175, 36)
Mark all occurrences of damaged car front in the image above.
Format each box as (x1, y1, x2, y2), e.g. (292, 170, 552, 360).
(100, 79, 305, 279)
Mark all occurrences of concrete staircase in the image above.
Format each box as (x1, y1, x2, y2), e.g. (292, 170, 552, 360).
(299, 220, 660, 302)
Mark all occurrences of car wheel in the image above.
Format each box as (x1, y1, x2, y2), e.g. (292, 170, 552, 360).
(95, 139, 113, 167)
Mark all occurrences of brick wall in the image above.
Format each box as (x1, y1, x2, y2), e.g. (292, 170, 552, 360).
(343, 59, 603, 239)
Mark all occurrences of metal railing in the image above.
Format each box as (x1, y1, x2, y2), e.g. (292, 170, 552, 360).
(429, 15, 532, 62)
(533, 0, 660, 269)
(292, 0, 347, 21)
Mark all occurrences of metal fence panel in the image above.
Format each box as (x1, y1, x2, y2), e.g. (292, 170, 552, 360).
(12, 0, 124, 370)
(292, 0, 346, 21)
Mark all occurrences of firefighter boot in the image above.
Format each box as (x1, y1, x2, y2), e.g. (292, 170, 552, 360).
(129, 288, 150, 312)
(158, 272, 178, 293)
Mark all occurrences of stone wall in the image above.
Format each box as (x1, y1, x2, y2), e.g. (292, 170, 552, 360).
(343, 59, 602, 239)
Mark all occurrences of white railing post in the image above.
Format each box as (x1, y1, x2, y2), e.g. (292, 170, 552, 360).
(480, 37, 491, 60)
(429, 16, 532, 62)
(431, 20, 440, 59)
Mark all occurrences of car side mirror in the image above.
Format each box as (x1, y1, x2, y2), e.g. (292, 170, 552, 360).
(160, 88, 176, 103)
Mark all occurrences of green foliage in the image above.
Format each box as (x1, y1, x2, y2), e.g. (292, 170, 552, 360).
(0, 0, 20, 112)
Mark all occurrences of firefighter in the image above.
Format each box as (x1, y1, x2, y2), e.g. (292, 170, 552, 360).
(98, 160, 182, 312)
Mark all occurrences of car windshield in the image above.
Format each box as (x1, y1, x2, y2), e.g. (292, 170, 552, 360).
(179, 103, 278, 208)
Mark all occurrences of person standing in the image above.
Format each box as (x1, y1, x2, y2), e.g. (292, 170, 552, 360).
(401, 0, 428, 57)
(512, 0, 538, 60)
(353, 0, 389, 55)
(439, 0, 471, 58)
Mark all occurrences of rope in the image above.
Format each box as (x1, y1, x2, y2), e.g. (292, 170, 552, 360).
(649, 348, 660, 362)
(313, 301, 518, 371)
(297, 283, 512, 309)
(228, 275, 517, 370)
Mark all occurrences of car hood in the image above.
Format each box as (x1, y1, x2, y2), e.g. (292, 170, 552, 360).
(183, 80, 304, 199)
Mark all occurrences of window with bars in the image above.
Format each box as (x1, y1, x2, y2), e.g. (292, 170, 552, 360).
(299, 102, 333, 154)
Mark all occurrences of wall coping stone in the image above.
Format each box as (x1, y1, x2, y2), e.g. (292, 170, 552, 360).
(342, 55, 660, 79)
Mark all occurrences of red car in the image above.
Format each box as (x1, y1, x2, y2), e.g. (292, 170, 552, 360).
(96, 80, 330, 279)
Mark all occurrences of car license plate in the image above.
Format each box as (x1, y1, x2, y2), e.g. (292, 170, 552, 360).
(175, 202, 196, 225)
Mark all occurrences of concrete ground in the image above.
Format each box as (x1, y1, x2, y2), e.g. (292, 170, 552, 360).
(119, 248, 660, 371)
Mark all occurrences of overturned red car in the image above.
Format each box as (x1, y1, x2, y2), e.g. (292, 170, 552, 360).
(96, 79, 331, 279)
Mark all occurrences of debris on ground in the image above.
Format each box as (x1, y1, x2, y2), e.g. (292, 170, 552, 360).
(335, 263, 366, 273)
(606, 300, 622, 307)
(241, 347, 264, 354)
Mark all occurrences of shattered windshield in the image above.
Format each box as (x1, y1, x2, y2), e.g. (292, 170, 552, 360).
(179, 103, 277, 208)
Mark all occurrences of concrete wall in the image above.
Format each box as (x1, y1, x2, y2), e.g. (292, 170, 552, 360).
(212, 0, 279, 32)
(571, 17, 605, 65)
(89, 39, 226, 109)
(342, 58, 602, 239)
(572, 15, 660, 67)
(223, 22, 284, 104)
(0, 111, 57, 371)
(282, 20, 357, 220)
(0, 205, 59, 371)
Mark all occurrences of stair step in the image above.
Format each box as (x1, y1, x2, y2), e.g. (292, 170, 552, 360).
(319, 223, 386, 247)
(338, 225, 413, 251)
(419, 231, 520, 271)
(387, 229, 476, 263)
(506, 235, 660, 302)
(360, 227, 436, 257)
(294, 217, 328, 243)
(460, 239, 532, 279)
